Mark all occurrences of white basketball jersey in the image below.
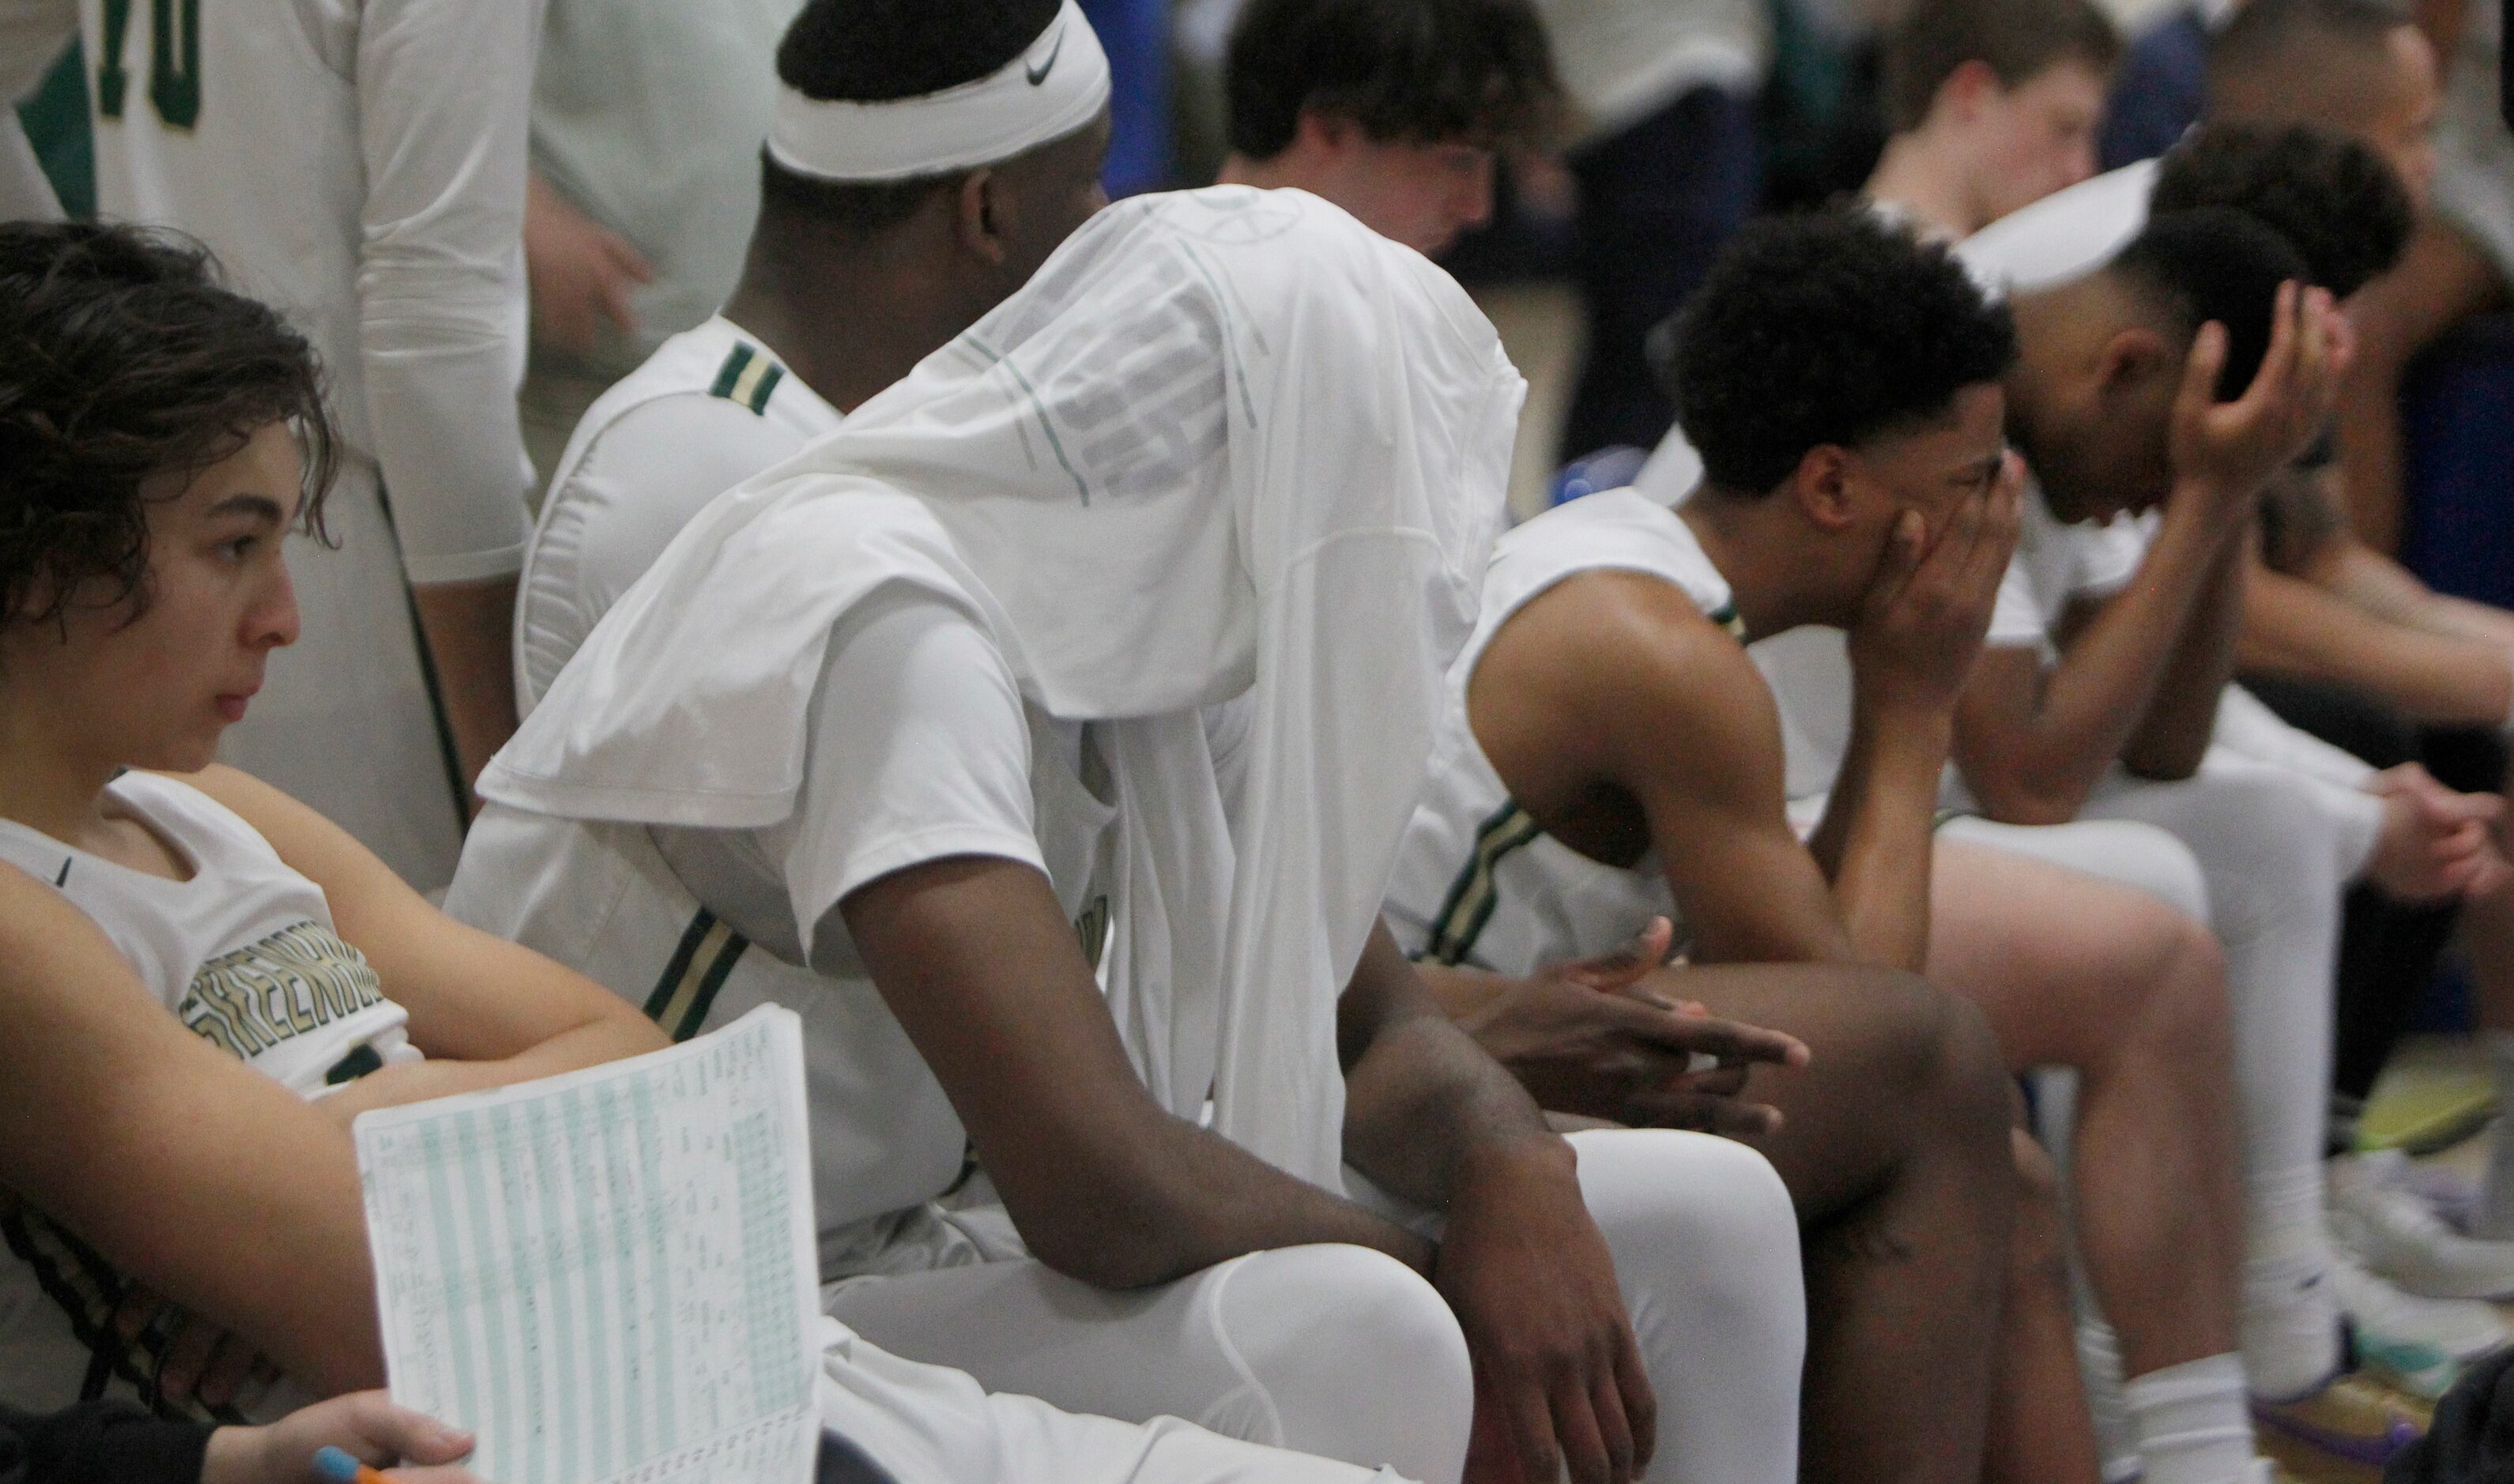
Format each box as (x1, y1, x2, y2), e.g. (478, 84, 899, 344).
(1382, 489, 1739, 977)
(0, 772, 417, 1420)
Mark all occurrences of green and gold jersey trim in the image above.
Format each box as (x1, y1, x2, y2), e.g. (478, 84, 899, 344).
(708, 343, 786, 416)
(1421, 801, 1547, 967)
(1709, 602, 1746, 640)
(643, 909, 749, 1044)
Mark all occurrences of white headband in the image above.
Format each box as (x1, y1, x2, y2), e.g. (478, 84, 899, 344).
(767, 0, 1111, 183)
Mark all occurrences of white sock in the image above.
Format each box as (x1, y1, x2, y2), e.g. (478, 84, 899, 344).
(2241, 1164, 2340, 1399)
(2076, 1318, 2144, 1484)
(2125, 1354, 2258, 1484)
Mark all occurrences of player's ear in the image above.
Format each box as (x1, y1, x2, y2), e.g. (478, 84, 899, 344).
(1935, 58, 2005, 127)
(956, 168, 1012, 267)
(1789, 445, 1860, 532)
(2096, 326, 2174, 399)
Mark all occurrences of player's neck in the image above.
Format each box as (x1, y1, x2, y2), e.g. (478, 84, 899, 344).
(1864, 133, 1983, 241)
(1678, 491, 1845, 638)
(0, 710, 126, 855)
(722, 217, 989, 416)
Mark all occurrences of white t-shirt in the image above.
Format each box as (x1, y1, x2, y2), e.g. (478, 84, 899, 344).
(453, 588, 1133, 1282)
(518, 317, 842, 711)
(1382, 489, 1736, 974)
(0, 0, 539, 584)
(0, 773, 418, 1419)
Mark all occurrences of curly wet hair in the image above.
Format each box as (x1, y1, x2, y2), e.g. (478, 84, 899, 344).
(2152, 122, 2413, 299)
(0, 220, 336, 630)
(1654, 208, 2018, 495)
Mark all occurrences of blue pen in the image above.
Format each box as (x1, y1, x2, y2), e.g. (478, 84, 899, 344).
(311, 1444, 390, 1484)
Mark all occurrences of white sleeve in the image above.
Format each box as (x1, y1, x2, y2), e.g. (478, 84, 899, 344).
(2067, 514, 2150, 600)
(517, 394, 805, 710)
(352, 0, 543, 584)
(0, 0, 74, 220)
(1984, 552, 2050, 649)
(782, 587, 1046, 960)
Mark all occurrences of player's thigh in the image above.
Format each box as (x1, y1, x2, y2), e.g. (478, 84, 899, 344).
(1668, 962, 2003, 1213)
(825, 1245, 1467, 1471)
(1927, 837, 2219, 1071)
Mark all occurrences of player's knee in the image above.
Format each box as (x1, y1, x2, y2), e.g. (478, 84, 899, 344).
(1559, 1132, 1800, 1348)
(1868, 968, 2011, 1151)
(1219, 1244, 1472, 1449)
(1574, 1128, 1800, 1289)
(2143, 909, 2235, 1064)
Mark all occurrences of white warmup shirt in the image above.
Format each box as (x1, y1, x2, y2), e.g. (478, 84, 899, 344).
(0, 0, 542, 893)
(518, 318, 841, 711)
(1382, 488, 1739, 975)
(0, 773, 419, 1420)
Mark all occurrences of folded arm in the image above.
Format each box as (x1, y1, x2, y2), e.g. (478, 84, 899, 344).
(0, 864, 385, 1395)
(178, 766, 667, 1120)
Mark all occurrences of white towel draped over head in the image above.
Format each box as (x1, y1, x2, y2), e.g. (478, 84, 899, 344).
(483, 186, 1526, 1186)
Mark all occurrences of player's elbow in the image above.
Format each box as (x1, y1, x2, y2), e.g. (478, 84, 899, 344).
(1014, 1173, 1212, 1290)
(1964, 763, 2092, 829)
(989, 1116, 1224, 1290)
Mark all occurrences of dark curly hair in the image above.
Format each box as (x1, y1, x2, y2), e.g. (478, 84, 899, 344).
(0, 220, 337, 630)
(1225, 0, 1561, 159)
(2151, 123, 2412, 299)
(2109, 207, 2309, 402)
(1654, 209, 2018, 495)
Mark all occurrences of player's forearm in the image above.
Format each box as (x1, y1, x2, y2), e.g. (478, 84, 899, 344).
(1807, 698, 1948, 972)
(1044, 1112, 1436, 1288)
(2121, 525, 2248, 780)
(1340, 925, 1561, 1212)
(316, 1015, 666, 1126)
(410, 577, 520, 796)
(2241, 565, 2514, 728)
(1977, 506, 2237, 813)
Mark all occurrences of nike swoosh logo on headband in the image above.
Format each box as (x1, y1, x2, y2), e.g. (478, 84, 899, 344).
(1027, 27, 1066, 85)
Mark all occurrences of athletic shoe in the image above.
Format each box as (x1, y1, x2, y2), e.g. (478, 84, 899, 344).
(2330, 1248, 2506, 1398)
(2331, 1151, 2514, 1300)
(2251, 1373, 2426, 1468)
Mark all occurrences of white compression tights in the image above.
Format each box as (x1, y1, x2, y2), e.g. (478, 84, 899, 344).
(1946, 765, 2346, 1396)
(814, 1316, 1416, 1484)
(825, 1130, 1805, 1484)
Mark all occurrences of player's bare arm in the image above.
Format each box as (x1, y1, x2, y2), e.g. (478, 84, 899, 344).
(0, 863, 386, 1397)
(1470, 569, 1853, 966)
(2243, 557, 2514, 728)
(842, 853, 1432, 1291)
(1338, 920, 1657, 1484)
